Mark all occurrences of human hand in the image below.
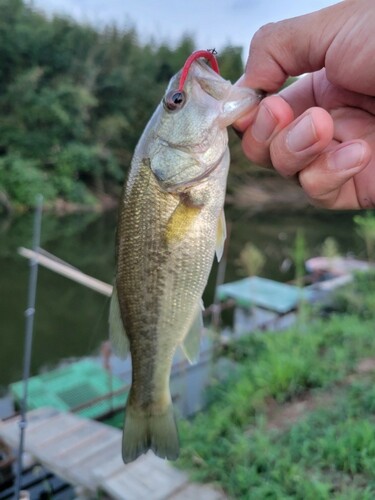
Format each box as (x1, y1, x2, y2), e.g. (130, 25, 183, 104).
(235, 0, 375, 209)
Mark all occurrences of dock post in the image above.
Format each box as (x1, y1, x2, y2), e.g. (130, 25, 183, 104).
(14, 195, 43, 500)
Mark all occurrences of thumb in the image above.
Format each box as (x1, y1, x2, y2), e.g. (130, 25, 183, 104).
(244, 1, 352, 92)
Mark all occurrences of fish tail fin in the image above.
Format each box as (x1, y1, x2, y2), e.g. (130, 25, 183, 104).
(122, 401, 179, 464)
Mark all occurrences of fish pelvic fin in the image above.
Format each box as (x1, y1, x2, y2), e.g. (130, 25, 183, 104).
(109, 284, 130, 359)
(216, 209, 227, 262)
(122, 402, 179, 464)
(181, 299, 204, 365)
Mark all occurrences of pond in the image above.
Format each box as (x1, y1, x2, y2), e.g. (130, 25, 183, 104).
(0, 206, 363, 393)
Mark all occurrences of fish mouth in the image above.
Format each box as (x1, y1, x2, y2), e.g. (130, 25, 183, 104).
(219, 87, 264, 128)
(155, 150, 225, 193)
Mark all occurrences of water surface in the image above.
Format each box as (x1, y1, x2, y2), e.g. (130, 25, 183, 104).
(0, 207, 363, 392)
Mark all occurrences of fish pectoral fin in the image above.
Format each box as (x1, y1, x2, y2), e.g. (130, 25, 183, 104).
(181, 300, 204, 365)
(109, 284, 130, 359)
(165, 199, 201, 245)
(216, 209, 227, 262)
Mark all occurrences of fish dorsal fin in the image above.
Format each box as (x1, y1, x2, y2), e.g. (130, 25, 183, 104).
(216, 209, 227, 262)
(165, 197, 201, 245)
(109, 284, 130, 359)
(181, 300, 204, 365)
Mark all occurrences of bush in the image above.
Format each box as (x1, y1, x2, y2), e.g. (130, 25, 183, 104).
(331, 270, 375, 319)
(0, 154, 56, 206)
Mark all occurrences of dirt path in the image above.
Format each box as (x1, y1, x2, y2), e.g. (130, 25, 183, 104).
(263, 357, 375, 432)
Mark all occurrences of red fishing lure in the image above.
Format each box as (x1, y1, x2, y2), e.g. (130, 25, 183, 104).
(178, 50, 220, 91)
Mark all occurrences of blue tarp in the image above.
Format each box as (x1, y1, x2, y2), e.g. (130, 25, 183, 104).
(217, 276, 313, 314)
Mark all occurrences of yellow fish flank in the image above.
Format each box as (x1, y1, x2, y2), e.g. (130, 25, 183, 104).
(109, 52, 262, 464)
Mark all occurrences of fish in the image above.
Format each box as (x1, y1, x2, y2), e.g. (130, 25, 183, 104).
(109, 50, 262, 464)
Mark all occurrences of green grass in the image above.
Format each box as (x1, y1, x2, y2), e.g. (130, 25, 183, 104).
(177, 272, 375, 498)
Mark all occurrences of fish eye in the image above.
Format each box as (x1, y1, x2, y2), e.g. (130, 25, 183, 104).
(163, 90, 186, 112)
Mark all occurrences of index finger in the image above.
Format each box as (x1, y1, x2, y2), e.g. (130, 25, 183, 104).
(243, 2, 349, 92)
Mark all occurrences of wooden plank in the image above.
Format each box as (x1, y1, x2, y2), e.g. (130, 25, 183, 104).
(65, 439, 122, 489)
(103, 454, 188, 500)
(18, 247, 113, 297)
(133, 464, 186, 490)
(69, 440, 122, 487)
(23, 413, 81, 449)
(0, 408, 64, 447)
(0, 408, 121, 492)
(1, 408, 223, 499)
(131, 455, 186, 482)
(92, 454, 125, 482)
(33, 420, 87, 456)
(104, 471, 154, 500)
(39, 424, 110, 460)
(26, 421, 83, 453)
(57, 432, 120, 469)
(93, 447, 166, 482)
(167, 483, 228, 499)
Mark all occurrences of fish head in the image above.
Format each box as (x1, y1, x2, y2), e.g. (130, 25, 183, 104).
(148, 57, 262, 191)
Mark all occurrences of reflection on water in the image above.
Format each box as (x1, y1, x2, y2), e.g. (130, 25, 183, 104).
(0, 211, 116, 394)
(0, 207, 363, 392)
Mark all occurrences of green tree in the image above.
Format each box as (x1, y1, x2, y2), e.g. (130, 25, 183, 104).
(0, 0, 247, 210)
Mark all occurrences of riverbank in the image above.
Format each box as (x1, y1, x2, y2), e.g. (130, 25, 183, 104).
(1, 172, 309, 216)
(228, 175, 310, 212)
(0, 128, 309, 216)
(177, 271, 375, 498)
(0, 192, 119, 216)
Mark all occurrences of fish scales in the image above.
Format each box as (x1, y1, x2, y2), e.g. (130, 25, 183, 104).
(118, 163, 222, 405)
(117, 164, 176, 408)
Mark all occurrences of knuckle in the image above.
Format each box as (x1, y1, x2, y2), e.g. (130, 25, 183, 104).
(269, 140, 295, 177)
(251, 20, 288, 50)
(252, 23, 276, 44)
(242, 137, 270, 166)
(298, 169, 323, 199)
(259, 22, 276, 34)
(244, 142, 273, 167)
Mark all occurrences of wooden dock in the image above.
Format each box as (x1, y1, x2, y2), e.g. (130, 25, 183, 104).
(18, 247, 113, 297)
(0, 407, 226, 499)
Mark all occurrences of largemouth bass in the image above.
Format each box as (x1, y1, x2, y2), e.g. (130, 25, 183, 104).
(110, 50, 262, 464)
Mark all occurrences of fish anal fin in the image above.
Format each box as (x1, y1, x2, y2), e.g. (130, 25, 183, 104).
(216, 209, 227, 262)
(109, 284, 130, 359)
(181, 301, 204, 365)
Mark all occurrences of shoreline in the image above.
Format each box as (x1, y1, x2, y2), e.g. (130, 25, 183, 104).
(1, 176, 310, 216)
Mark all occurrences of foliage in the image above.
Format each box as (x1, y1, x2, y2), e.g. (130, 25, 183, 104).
(331, 270, 375, 319)
(217, 46, 244, 82)
(354, 212, 375, 261)
(200, 381, 375, 500)
(321, 236, 340, 259)
(0, 154, 56, 206)
(0, 0, 245, 210)
(177, 272, 375, 498)
(236, 242, 265, 277)
(293, 228, 307, 287)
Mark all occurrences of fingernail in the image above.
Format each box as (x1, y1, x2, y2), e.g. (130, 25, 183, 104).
(287, 115, 318, 152)
(329, 142, 365, 170)
(252, 104, 277, 142)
